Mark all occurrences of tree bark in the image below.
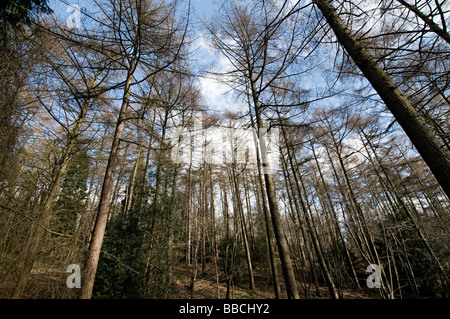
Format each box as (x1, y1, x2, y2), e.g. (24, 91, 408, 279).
(250, 81, 299, 299)
(80, 59, 136, 299)
(231, 162, 255, 290)
(278, 130, 339, 299)
(248, 91, 281, 299)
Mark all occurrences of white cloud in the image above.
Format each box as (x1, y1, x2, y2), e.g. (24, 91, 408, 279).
(190, 33, 244, 113)
(198, 76, 234, 110)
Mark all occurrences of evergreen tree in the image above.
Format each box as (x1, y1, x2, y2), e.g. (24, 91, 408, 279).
(1, 0, 52, 41)
(55, 144, 90, 235)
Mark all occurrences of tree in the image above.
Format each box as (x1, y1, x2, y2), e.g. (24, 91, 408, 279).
(81, 0, 188, 299)
(206, 0, 310, 299)
(55, 143, 90, 235)
(0, 0, 52, 42)
(1, 0, 449, 301)
(312, 0, 450, 199)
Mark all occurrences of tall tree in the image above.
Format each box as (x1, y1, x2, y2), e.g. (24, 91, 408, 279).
(207, 0, 303, 299)
(312, 0, 450, 199)
(81, 0, 187, 298)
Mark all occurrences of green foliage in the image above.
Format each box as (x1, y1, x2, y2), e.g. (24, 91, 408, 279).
(0, 0, 53, 40)
(55, 146, 90, 234)
(376, 209, 450, 298)
(143, 204, 176, 299)
(404, 244, 444, 297)
(321, 241, 358, 289)
(93, 210, 146, 299)
(217, 236, 248, 285)
(249, 234, 268, 265)
(395, 239, 449, 298)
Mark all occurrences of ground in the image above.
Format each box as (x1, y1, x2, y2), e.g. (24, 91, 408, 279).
(0, 261, 380, 299)
(170, 263, 379, 299)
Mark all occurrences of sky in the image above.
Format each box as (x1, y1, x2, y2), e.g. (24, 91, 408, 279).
(39, 0, 422, 176)
(49, 0, 238, 114)
(189, 0, 245, 113)
(45, 0, 386, 123)
(191, 0, 216, 17)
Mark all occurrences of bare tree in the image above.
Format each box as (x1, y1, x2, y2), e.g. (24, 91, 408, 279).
(81, 0, 187, 298)
(312, 0, 450, 199)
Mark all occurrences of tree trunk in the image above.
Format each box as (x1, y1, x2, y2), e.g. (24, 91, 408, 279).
(80, 59, 136, 299)
(12, 97, 91, 298)
(166, 165, 178, 290)
(278, 134, 339, 299)
(208, 165, 221, 299)
(186, 162, 192, 266)
(310, 141, 361, 289)
(396, 0, 450, 44)
(231, 163, 255, 290)
(250, 81, 299, 299)
(248, 93, 281, 299)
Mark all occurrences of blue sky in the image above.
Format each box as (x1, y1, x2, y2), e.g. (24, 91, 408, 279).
(41, 1, 417, 167)
(188, 0, 245, 113)
(49, 0, 217, 27)
(46, 0, 360, 119)
(191, 0, 216, 17)
(49, 0, 240, 113)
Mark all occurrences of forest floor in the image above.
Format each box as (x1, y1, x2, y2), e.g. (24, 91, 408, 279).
(0, 262, 380, 299)
(170, 264, 380, 299)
